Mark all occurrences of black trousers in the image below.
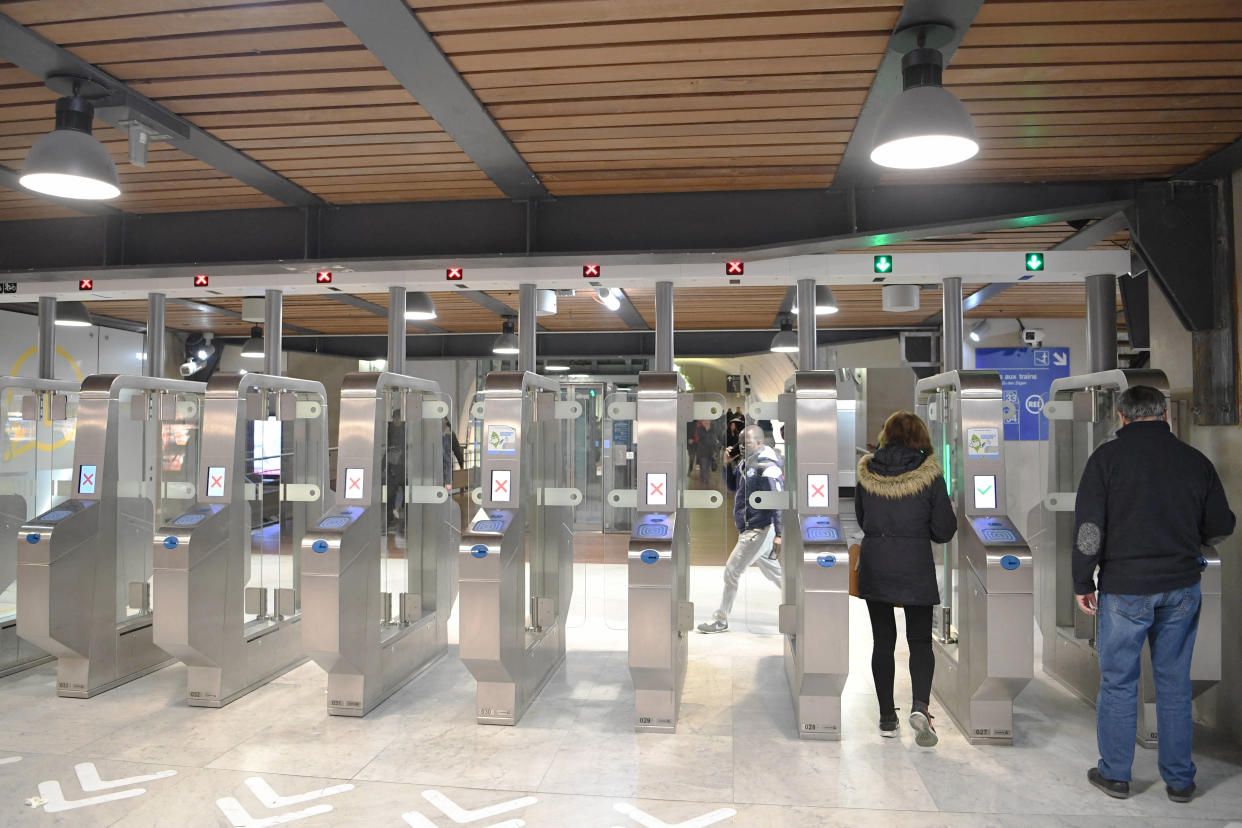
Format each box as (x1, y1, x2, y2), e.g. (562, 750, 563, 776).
(866, 600, 934, 716)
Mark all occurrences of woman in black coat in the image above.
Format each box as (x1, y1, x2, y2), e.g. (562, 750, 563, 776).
(855, 410, 957, 746)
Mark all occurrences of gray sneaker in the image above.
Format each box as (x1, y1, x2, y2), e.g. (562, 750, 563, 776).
(696, 618, 728, 634)
(909, 708, 938, 747)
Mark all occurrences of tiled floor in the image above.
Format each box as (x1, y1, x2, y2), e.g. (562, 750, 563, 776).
(0, 562, 1239, 827)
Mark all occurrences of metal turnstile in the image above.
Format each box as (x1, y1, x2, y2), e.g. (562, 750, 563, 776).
(608, 373, 723, 732)
(1039, 369, 1220, 748)
(752, 372, 850, 739)
(154, 373, 328, 706)
(1, 377, 80, 678)
(302, 372, 457, 716)
(459, 372, 581, 725)
(915, 371, 1033, 744)
(18, 375, 204, 697)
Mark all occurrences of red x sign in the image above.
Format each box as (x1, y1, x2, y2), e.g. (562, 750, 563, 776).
(347, 477, 361, 491)
(494, 478, 508, 494)
(81, 472, 94, 487)
(193, 274, 209, 287)
(725, 261, 744, 275)
(446, 267, 463, 280)
(316, 271, 332, 284)
(583, 264, 600, 278)
(649, 481, 664, 497)
(811, 482, 826, 499)
(78, 279, 93, 291)
(210, 474, 223, 490)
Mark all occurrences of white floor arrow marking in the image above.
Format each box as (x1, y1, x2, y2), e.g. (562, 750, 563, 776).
(0, 756, 21, 765)
(403, 812, 524, 828)
(422, 789, 537, 823)
(613, 802, 737, 828)
(244, 776, 354, 807)
(75, 761, 177, 791)
(216, 797, 332, 828)
(36, 780, 145, 813)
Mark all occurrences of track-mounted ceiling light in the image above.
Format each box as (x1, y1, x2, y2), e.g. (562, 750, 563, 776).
(769, 317, 799, 353)
(20, 77, 120, 200)
(241, 326, 264, 358)
(404, 291, 437, 320)
(492, 317, 520, 355)
(791, 284, 840, 315)
(54, 300, 92, 327)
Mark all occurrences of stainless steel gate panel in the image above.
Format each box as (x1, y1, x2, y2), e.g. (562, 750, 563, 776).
(915, 370, 1033, 744)
(153, 373, 327, 707)
(459, 371, 579, 725)
(301, 372, 455, 716)
(1039, 369, 1220, 748)
(18, 375, 204, 697)
(1, 377, 78, 678)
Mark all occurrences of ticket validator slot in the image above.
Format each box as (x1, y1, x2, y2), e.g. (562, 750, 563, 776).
(153, 373, 328, 707)
(1039, 369, 1220, 748)
(18, 375, 205, 697)
(1, 377, 79, 678)
(753, 371, 849, 739)
(300, 373, 456, 716)
(459, 371, 579, 725)
(915, 370, 1032, 745)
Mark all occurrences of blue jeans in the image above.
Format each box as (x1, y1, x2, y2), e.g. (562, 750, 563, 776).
(1096, 584, 1201, 788)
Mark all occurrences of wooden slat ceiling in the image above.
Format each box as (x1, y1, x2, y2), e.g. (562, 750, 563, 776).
(1, 0, 1234, 218)
(81, 282, 1113, 337)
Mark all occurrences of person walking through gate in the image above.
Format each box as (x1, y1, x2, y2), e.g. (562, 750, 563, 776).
(856, 410, 956, 746)
(1073, 385, 1234, 803)
(697, 425, 783, 634)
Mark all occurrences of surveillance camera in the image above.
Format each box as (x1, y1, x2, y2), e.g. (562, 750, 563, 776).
(1022, 328, 1045, 348)
(179, 360, 198, 377)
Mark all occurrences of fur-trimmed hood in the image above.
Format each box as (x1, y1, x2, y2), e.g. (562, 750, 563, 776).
(857, 449, 942, 499)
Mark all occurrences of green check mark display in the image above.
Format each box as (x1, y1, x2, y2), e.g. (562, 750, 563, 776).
(976, 482, 993, 495)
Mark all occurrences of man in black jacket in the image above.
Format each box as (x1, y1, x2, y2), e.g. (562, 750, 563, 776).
(1073, 385, 1234, 804)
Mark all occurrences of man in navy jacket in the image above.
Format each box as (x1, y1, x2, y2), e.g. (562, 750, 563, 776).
(1073, 385, 1234, 803)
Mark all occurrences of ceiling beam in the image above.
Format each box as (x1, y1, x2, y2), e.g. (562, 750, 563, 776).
(830, 0, 984, 190)
(324, 291, 447, 334)
(0, 183, 1139, 280)
(323, 0, 546, 201)
(1176, 133, 1242, 181)
(0, 11, 323, 208)
(2, 301, 147, 333)
(166, 297, 322, 336)
(614, 289, 648, 331)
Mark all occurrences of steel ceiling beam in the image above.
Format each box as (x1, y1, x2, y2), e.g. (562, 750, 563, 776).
(323, 0, 546, 201)
(1176, 133, 1242, 181)
(459, 290, 549, 332)
(0, 183, 1138, 278)
(830, 0, 984, 191)
(614, 289, 649, 331)
(0, 12, 323, 207)
(167, 297, 322, 336)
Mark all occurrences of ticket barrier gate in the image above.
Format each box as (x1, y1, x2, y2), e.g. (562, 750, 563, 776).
(154, 374, 328, 706)
(607, 374, 723, 732)
(18, 375, 204, 697)
(459, 372, 581, 725)
(751, 372, 849, 739)
(1, 378, 79, 678)
(302, 373, 456, 716)
(915, 371, 1032, 744)
(1040, 369, 1220, 748)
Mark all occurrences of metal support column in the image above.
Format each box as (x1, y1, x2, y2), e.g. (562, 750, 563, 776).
(146, 293, 165, 378)
(264, 289, 282, 377)
(654, 282, 674, 372)
(942, 277, 963, 372)
(1085, 274, 1118, 373)
(37, 297, 55, 380)
(518, 283, 535, 374)
(796, 279, 818, 371)
(387, 286, 407, 376)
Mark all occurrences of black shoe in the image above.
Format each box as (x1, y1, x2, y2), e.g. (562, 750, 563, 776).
(1166, 782, 1196, 803)
(879, 710, 899, 738)
(1087, 767, 1130, 799)
(696, 618, 728, 634)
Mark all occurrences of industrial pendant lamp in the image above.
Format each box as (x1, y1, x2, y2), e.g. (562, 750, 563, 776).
(240, 326, 265, 359)
(492, 317, 520, 355)
(769, 316, 799, 353)
(404, 291, 437, 320)
(20, 77, 120, 200)
(870, 24, 979, 170)
(791, 285, 840, 315)
(54, 300, 92, 327)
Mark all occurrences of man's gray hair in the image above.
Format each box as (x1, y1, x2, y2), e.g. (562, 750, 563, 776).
(1117, 385, 1167, 420)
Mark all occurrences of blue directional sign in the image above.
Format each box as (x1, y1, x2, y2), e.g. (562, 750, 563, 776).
(975, 347, 1070, 441)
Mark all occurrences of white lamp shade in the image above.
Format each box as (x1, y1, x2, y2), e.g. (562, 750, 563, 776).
(536, 289, 558, 316)
(792, 284, 840, 315)
(769, 327, 799, 353)
(882, 283, 920, 312)
(241, 327, 265, 358)
(405, 291, 437, 320)
(870, 85, 979, 170)
(20, 128, 120, 200)
(492, 331, 520, 355)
